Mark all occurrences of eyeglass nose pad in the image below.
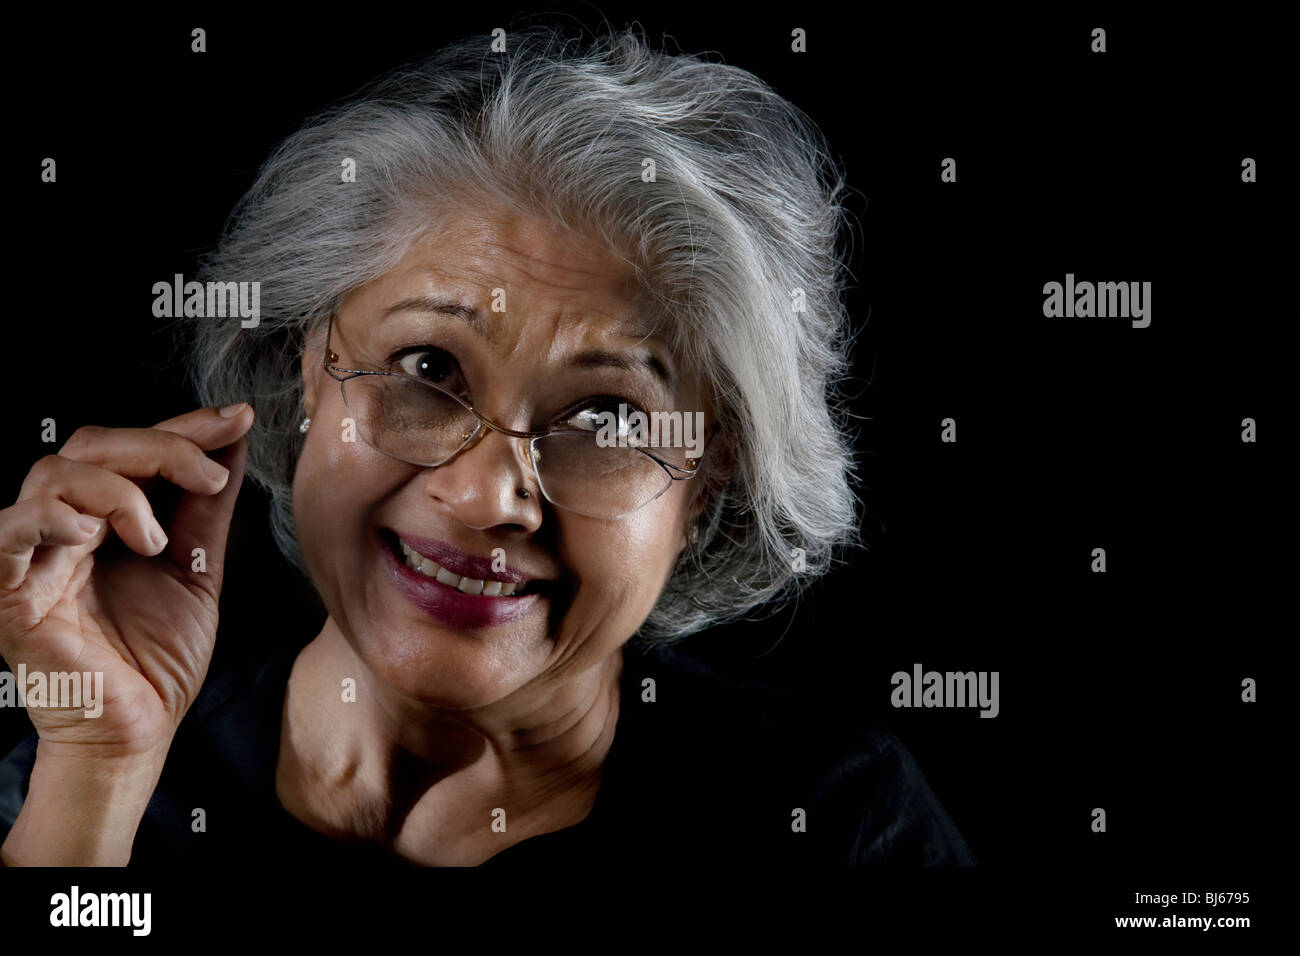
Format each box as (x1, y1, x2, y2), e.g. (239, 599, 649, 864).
(457, 421, 486, 452)
(454, 420, 534, 475)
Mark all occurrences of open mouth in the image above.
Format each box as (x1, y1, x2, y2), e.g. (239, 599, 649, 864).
(379, 529, 545, 598)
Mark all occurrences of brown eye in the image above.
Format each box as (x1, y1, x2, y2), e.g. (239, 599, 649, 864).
(395, 348, 459, 386)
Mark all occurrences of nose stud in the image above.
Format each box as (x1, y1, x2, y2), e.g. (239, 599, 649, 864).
(517, 487, 530, 499)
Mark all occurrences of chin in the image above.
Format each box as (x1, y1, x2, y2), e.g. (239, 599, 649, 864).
(352, 617, 542, 711)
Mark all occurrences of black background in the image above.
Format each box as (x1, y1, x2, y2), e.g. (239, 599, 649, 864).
(1, 4, 1285, 936)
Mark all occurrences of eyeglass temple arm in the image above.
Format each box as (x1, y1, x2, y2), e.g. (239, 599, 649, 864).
(653, 454, 703, 478)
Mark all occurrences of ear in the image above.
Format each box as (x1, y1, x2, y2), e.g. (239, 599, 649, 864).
(300, 320, 328, 420)
(684, 481, 708, 532)
(676, 436, 732, 556)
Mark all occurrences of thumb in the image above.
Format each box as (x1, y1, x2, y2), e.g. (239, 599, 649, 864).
(163, 436, 249, 603)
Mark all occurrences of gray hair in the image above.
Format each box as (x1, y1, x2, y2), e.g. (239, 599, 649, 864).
(184, 23, 862, 647)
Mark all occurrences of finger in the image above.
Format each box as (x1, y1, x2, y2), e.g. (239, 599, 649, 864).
(151, 403, 255, 452)
(17, 456, 167, 558)
(164, 436, 249, 604)
(58, 424, 234, 497)
(0, 498, 101, 590)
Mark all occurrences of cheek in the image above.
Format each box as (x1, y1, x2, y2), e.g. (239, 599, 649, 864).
(560, 497, 685, 632)
(291, 419, 402, 585)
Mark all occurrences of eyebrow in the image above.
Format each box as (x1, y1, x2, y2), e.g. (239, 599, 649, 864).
(380, 294, 675, 390)
(570, 349, 675, 390)
(382, 295, 483, 331)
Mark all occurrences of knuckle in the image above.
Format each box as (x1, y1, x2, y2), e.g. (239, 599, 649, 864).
(59, 424, 107, 456)
(28, 496, 60, 523)
(25, 454, 70, 488)
(149, 429, 194, 468)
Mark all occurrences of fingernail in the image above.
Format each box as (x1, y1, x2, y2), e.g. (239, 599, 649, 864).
(77, 515, 101, 536)
(200, 456, 229, 483)
(150, 521, 169, 552)
(218, 403, 248, 418)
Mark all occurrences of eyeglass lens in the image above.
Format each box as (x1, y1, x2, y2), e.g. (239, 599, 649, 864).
(341, 375, 683, 518)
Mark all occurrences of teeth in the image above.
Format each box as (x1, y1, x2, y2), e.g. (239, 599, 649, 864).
(398, 539, 527, 597)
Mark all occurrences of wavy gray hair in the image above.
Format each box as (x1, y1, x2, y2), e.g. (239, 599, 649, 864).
(184, 23, 861, 646)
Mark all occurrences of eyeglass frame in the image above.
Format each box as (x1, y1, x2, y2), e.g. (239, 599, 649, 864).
(318, 313, 705, 518)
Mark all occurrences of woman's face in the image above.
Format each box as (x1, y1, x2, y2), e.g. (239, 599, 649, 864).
(295, 203, 707, 710)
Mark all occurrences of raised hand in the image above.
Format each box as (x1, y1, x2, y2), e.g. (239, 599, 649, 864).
(0, 404, 253, 864)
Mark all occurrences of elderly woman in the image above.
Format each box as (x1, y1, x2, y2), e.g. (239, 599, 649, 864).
(0, 26, 973, 866)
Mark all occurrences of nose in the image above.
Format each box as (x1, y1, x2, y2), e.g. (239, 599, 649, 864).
(418, 424, 544, 532)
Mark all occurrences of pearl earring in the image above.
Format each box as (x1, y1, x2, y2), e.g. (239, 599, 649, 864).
(299, 418, 311, 433)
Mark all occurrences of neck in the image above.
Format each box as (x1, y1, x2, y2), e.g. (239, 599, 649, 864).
(277, 617, 623, 863)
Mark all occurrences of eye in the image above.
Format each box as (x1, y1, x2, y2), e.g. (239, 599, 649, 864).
(393, 348, 463, 390)
(562, 396, 644, 433)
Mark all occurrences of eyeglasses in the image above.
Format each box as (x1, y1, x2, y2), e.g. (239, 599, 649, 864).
(320, 314, 704, 519)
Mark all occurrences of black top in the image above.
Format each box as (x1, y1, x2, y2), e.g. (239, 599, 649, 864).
(0, 640, 976, 867)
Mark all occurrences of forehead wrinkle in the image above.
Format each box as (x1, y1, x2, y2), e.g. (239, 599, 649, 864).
(480, 223, 640, 298)
(366, 209, 694, 403)
(455, 252, 666, 371)
(411, 205, 656, 338)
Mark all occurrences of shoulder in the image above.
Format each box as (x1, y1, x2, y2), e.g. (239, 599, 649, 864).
(835, 722, 978, 865)
(615, 640, 977, 866)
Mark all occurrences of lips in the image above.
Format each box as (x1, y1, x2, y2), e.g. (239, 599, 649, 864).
(397, 538, 523, 595)
(394, 531, 533, 586)
(378, 529, 548, 629)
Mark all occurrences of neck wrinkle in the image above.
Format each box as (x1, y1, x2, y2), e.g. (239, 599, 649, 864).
(281, 618, 626, 849)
